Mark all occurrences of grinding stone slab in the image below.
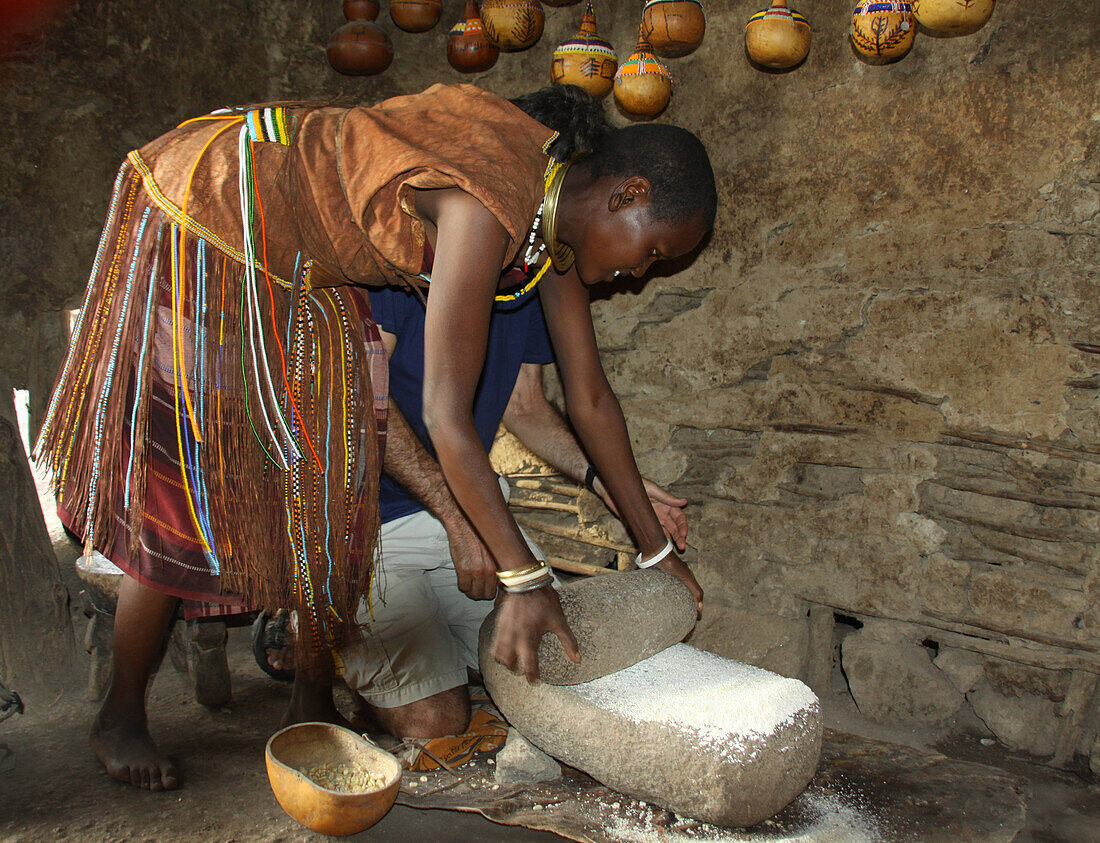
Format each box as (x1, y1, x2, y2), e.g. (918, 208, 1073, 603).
(481, 636, 823, 828)
(486, 568, 697, 685)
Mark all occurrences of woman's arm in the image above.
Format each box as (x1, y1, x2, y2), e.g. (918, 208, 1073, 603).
(537, 271, 703, 609)
(413, 187, 580, 680)
(502, 363, 688, 550)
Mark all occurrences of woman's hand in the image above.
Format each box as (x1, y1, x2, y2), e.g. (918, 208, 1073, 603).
(655, 551, 704, 613)
(595, 476, 688, 552)
(491, 585, 581, 683)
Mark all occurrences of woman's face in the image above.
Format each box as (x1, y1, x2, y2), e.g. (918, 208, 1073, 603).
(570, 189, 708, 286)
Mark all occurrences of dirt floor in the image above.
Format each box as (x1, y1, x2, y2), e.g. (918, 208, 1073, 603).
(2, 541, 1098, 842)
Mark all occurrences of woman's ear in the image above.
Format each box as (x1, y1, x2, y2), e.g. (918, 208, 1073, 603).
(608, 176, 652, 213)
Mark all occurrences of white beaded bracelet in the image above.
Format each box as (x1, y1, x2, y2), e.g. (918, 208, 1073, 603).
(635, 537, 675, 569)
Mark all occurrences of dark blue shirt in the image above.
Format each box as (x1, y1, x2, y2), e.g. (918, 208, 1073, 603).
(371, 285, 556, 524)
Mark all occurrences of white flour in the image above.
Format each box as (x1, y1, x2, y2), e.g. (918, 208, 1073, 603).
(597, 789, 880, 842)
(571, 644, 820, 760)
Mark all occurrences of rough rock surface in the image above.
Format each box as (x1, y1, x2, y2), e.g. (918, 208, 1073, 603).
(482, 632, 823, 828)
(529, 568, 697, 685)
(493, 729, 561, 785)
(841, 630, 964, 726)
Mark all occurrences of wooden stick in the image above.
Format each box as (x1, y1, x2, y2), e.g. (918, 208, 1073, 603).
(547, 556, 616, 577)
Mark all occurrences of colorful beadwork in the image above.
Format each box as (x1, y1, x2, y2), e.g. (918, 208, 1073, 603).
(551, 3, 617, 100)
(852, 0, 917, 63)
(447, 0, 499, 73)
(614, 27, 673, 121)
(37, 109, 385, 672)
(745, 0, 811, 69)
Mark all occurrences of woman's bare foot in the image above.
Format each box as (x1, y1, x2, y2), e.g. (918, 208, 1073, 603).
(90, 714, 179, 791)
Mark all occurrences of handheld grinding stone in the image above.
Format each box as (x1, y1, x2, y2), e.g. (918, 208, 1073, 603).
(496, 568, 698, 685)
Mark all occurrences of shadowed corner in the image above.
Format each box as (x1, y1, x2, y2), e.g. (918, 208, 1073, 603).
(0, 0, 73, 61)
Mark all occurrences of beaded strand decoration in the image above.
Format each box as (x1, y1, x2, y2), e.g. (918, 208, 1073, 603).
(37, 164, 130, 476)
(419, 157, 566, 301)
(36, 105, 384, 674)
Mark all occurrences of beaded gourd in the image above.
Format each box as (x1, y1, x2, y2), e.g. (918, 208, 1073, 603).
(389, 0, 442, 32)
(745, 0, 811, 69)
(913, 0, 994, 35)
(851, 0, 917, 63)
(448, 0, 500, 72)
(481, 0, 545, 52)
(551, 3, 617, 99)
(641, 0, 706, 59)
(614, 28, 672, 121)
(327, 0, 393, 76)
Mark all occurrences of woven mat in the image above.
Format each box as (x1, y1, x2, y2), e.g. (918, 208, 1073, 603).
(395, 729, 1028, 842)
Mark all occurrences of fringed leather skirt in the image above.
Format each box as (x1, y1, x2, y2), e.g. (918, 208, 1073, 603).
(38, 160, 389, 667)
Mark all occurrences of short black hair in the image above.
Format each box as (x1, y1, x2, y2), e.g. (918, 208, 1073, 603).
(580, 124, 717, 229)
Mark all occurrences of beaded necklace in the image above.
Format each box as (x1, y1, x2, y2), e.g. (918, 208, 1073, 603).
(416, 160, 567, 302)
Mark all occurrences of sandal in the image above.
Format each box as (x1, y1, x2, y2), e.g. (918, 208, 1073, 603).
(251, 610, 295, 682)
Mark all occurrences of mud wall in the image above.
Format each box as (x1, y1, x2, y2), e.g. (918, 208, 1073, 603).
(1, 0, 1097, 768)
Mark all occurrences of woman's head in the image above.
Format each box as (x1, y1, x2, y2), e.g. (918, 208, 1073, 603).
(579, 123, 717, 231)
(565, 123, 716, 285)
(511, 85, 717, 285)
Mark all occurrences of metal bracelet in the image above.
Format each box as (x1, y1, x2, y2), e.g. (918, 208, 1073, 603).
(503, 575, 553, 594)
(496, 562, 546, 583)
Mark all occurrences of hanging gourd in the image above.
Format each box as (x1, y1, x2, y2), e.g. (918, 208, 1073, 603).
(327, 0, 393, 75)
(448, 0, 500, 73)
(343, 0, 379, 19)
(551, 3, 617, 99)
(851, 0, 916, 64)
(745, 0, 811, 69)
(614, 27, 672, 121)
(641, 0, 706, 59)
(390, 0, 442, 32)
(481, 0, 545, 51)
(913, 0, 994, 35)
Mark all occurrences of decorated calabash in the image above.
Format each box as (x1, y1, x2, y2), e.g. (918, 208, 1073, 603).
(328, 0, 393, 75)
(481, 0, 545, 51)
(551, 3, 617, 99)
(745, 0, 811, 69)
(390, 0, 441, 32)
(913, 0, 994, 35)
(641, 0, 706, 59)
(851, 0, 917, 63)
(448, 0, 499, 72)
(614, 28, 672, 121)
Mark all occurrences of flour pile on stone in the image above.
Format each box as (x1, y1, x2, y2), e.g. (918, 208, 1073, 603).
(572, 644, 820, 759)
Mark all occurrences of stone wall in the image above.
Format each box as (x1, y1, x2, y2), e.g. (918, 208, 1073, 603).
(2, 0, 1097, 769)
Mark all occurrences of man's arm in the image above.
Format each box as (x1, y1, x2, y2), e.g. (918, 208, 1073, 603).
(501, 363, 688, 551)
(378, 330, 498, 600)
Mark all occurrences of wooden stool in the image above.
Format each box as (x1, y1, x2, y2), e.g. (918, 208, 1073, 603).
(74, 555, 232, 706)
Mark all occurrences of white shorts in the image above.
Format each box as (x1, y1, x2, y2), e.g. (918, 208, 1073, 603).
(341, 480, 549, 709)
